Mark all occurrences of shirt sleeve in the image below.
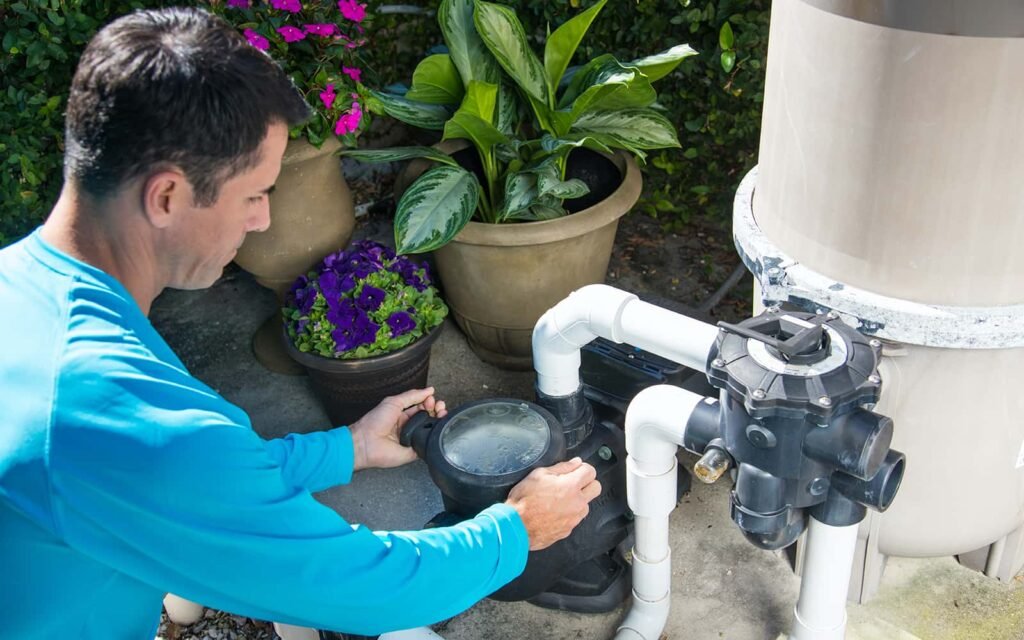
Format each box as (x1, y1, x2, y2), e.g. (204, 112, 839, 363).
(49, 342, 529, 635)
(263, 427, 356, 491)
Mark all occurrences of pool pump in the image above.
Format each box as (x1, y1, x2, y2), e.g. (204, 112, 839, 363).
(400, 391, 633, 613)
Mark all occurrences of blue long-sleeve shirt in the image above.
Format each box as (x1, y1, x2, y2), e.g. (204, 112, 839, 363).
(0, 230, 529, 639)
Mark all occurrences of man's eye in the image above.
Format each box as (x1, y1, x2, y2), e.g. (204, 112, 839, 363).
(248, 195, 265, 204)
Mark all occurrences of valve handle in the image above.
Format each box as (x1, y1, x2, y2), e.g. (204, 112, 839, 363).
(718, 314, 825, 359)
(399, 411, 436, 458)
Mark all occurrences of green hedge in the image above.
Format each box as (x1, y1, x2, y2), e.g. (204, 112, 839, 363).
(0, 0, 767, 246)
(0, 1, 180, 247)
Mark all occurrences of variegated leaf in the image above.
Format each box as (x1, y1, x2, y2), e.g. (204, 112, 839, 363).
(559, 55, 656, 113)
(406, 54, 465, 105)
(496, 81, 518, 135)
(475, 1, 549, 106)
(394, 166, 480, 254)
(497, 171, 538, 222)
(538, 173, 589, 199)
(541, 133, 616, 158)
(438, 0, 500, 87)
(341, 146, 458, 166)
(508, 194, 566, 221)
(370, 90, 452, 131)
(572, 109, 680, 150)
(629, 44, 697, 82)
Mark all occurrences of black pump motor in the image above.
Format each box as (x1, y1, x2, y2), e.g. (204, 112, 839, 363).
(400, 392, 632, 613)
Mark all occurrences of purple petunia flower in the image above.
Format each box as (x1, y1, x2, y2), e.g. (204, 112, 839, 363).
(338, 272, 357, 293)
(319, 270, 341, 303)
(357, 285, 385, 311)
(294, 287, 316, 314)
(331, 326, 359, 353)
(321, 249, 347, 274)
(326, 298, 358, 328)
(387, 311, 416, 337)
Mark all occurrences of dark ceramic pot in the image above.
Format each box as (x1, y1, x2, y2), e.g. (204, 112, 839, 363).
(283, 323, 443, 427)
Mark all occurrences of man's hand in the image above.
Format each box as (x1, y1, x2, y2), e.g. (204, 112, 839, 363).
(505, 458, 601, 551)
(350, 387, 447, 472)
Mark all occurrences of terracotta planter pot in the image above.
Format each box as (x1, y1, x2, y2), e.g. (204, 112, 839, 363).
(234, 136, 356, 374)
(398, 144, 641, 370)
(283, 324, 443, 427)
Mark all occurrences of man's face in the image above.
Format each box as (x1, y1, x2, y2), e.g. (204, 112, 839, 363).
(168, 122, 289, 289)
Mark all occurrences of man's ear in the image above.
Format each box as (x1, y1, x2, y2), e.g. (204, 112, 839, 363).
(141, 170, 190, 229)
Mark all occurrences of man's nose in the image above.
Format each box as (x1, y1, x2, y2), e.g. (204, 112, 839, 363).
(248, 202, 271, 232)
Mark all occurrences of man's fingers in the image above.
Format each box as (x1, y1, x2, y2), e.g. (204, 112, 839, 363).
(544, 457, 583, 476)
(386, 387, 435, 410)
(564, 461, 597, 486)
(581, 480, 602, 502)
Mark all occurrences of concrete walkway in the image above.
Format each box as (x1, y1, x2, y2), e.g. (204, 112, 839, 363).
(152, 252, 1024, 640)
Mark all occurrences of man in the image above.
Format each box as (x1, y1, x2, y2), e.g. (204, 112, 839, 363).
(0, 8, 600, 639)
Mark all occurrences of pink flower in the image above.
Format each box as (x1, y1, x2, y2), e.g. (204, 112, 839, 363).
(341, 66, 362, 84)
(319, 84, 337, 110)
(271, 0, 302, 13)
(276, 26, 306, 42)
(243, 28, 270, 51)
(337, 0, 366, 23)
(304, 23, 338, 37)
(334, 102, 363, 136)
(227, 0, 250, 7)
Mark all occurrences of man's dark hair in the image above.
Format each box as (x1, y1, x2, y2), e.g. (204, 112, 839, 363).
(64, 7, 311, 206)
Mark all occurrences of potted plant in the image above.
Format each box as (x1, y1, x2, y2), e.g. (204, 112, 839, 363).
(344, 0, 695, 368)
(207, 0, 373, 373)
(282, 239, 448, 426)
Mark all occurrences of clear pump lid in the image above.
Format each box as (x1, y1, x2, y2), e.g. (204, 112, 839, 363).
(439, 401, 552, 475)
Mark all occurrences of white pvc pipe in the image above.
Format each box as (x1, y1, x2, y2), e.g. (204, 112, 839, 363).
(163, 594, 204, 626)
(380, 627, 446, 639)
(615, 385, 708, 640)
(273, 623, 320, 640)
(532, 284, 720, 397)
(790, 517, 860, 640)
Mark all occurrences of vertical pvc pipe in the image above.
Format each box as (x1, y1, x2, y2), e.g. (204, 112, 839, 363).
(162, 594, 204, 626)
(790, 517, 860, 640)
(272, 623, 320, 640)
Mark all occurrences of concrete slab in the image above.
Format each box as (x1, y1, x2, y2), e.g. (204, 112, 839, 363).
(151, 240, 1024, 640)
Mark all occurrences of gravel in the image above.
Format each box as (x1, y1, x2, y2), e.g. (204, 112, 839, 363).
(157, 608, 277, 640)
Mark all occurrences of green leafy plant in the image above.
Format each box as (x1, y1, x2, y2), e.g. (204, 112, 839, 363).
(284, 239, 447, 358)
(343, 0, 695, 254)
(511, 0, 770, 230)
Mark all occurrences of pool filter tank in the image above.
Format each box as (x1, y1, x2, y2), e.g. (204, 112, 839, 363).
(737, 0, 1024, 601)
